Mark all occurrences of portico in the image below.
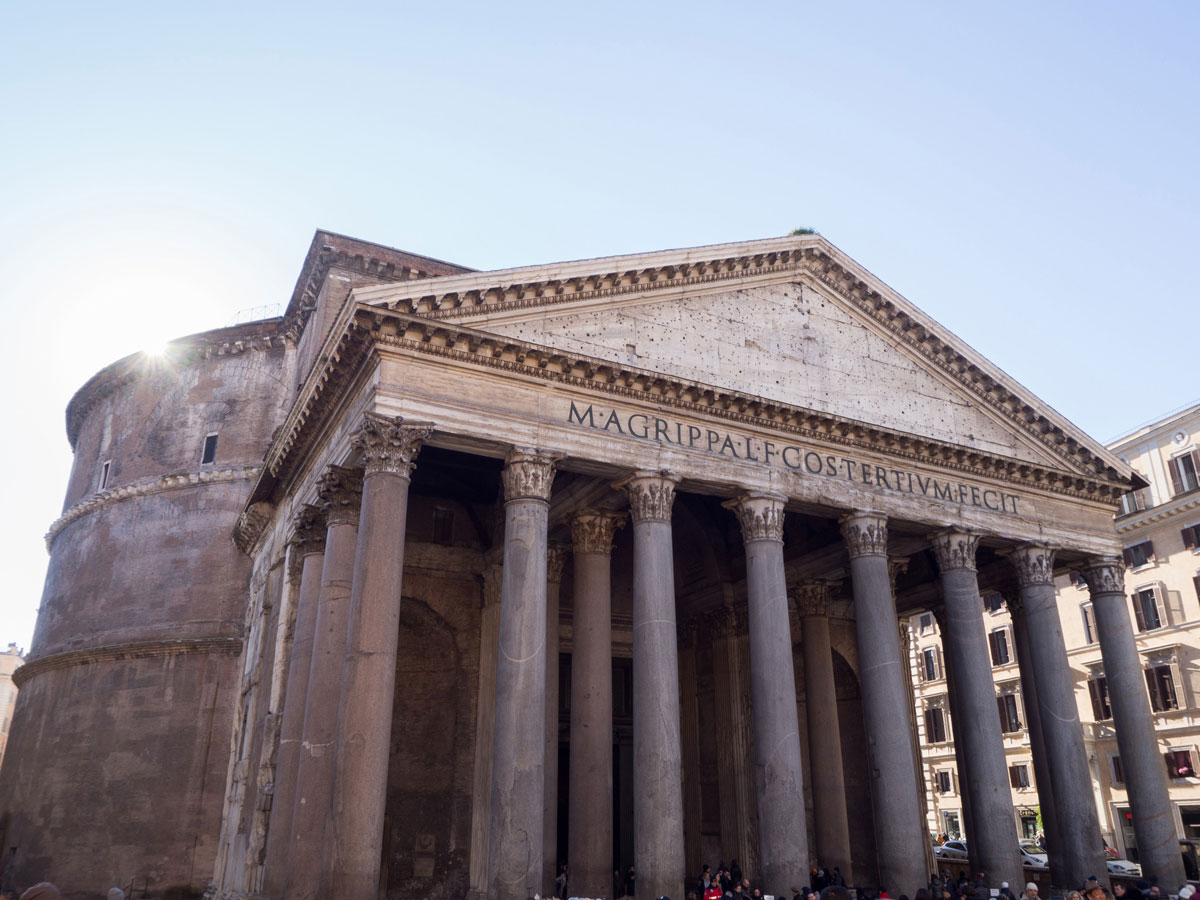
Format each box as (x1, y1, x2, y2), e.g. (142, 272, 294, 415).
(219, 234, 1167, 900)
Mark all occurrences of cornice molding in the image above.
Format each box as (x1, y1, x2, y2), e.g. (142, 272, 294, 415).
(353, 241, 1123, 485)
(47, 465, 261, 551)
(13, 637, 243, 688)
(1116, 491, 1200, 533)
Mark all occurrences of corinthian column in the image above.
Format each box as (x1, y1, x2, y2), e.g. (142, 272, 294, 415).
(615, 470, 685, 900)
(792, 580, 851, 883)
(929, 529, 1021, 889)
(568, 511, 624, 899)
(488, 448, 560, 900)
(286, 466, 362, 900)
(726, 492, 809, 895)
(1005, 545, 1105, 889)
(1079, 558, 1186, 888)
(329, 415, 431, 900)
(840, 511, 925, 895)
(263, 504, 327, 898)
(544, 544, 570, 897)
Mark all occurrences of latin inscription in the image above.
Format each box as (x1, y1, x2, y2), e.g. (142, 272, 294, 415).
(568, 402, 1022, 515)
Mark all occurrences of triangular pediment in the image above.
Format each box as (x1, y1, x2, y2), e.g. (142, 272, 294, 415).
(351, 235, 1129, 482)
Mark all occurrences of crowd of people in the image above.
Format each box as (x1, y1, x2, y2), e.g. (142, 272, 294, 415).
(0, 884, 124, 899)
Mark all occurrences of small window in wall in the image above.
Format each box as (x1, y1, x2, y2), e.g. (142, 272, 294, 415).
(989, 628, 1011, 666)
(1132, 587, 1163, 631)
(935, 770, 953, 794)
(99, 460, 111, 490)
(984, 592, 1005, 614)
(1081, 604, 1098, 645)
(1169, 451, 1200, 497)
(918, 612, 934, 634)
(1124, 541, 1155, 569)
(1069, 570, 1088, 589)
(201, 433, 219, 465)
(925, 706, 947, 743)
(923, 647, 941, 682)
(1008, 763, 1031, 789)
(1119, 488, 1151, 516)
(997, 692, 1022, 733)
(1147, 665, 1179, 712)
(1166, 749, 1195, 778)
(1089, 676, 1113, 720)
(1111, 755, 1125, 785)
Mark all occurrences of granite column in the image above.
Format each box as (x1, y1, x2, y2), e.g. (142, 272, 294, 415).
(488, 449, 560, 900)
(1080, 558, 1186, 887)
(616, 470, 685, 900)
(840, 511, 926, 895)
(544, 544, 570, 897)
(568, 511, 624, 899)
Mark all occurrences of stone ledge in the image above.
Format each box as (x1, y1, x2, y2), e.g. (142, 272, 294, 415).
(45, 464, 262, 550)
(13, 637, 244, 688)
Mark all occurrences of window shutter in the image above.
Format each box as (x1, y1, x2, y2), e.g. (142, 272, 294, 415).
(925, 708, 934, 739)
(1123, 547, 1135, 567)
(1136, 488, 1148, 510)
(1146, 668, 1161, 711)
(1184, 527, 1197, 550)
(997, 695, 1007, 730)
(1193, 575, 1200, 603)
(1191, 450, 1200, 475)
(1146, 540, 1156, 561)
(1089, 680, 1103, 720)
(1132, 594, 1147, 631)
(1171, 458, 1186, 496)
(1009, 766, 1019, 788)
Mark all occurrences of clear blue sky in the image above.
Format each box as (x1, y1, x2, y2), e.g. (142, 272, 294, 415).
(1, 1, 1196, 650)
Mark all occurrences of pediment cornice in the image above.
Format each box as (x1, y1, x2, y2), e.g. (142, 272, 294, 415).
(352, 235, 1126, 485)
(253, 302, 1130, 515)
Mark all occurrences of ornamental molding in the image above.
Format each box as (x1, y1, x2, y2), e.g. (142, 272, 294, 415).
(234, 501, 276, 555)
(724, 492, 786, 543)
(1004, 543, 1058, 587)
(840, 511, 889, 558)
(571, 510, 625, 555)
(353, 412, 433, 478)
(251, 301, 1130, 520)
(13, 637, 243, 688)
(46, 464, 261, 550)
(615, 470, 681, 523)
(317, 465, 364, 525)
(791, 580, 840, 618)
(288, 504, 328, 583)
(1077, 557, 1126, 595)
(546, 543, 571, 584)
(501, 448, 561, 502)
(352, 238, 1123, 486)
(1116, 492, 1200, 534)
(929, 529, 981, 572)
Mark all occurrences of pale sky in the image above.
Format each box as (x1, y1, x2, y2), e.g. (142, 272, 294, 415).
(1, 1, 1197, 651)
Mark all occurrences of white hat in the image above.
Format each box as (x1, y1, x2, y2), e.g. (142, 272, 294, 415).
(1002, 885, 1009, 890)
(1026, 885, 1039, 892)
(1178, 887, 1195, 900)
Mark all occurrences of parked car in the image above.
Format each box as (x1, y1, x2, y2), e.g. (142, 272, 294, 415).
(1107, 858, 1142, 877)
(935, 840, 970, 861)
(1019, 841, 1049, 869)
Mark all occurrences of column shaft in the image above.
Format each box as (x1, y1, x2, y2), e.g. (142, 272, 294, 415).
(931, 531, 1022, 889)
(795, 584, 852, 881)
(544, 546, 568, 897)
(329, 417, 428, 900)
(728, 494, 809, 894)
(568, 513, 622, 899)
(488, 449, 559, 900)
(841, 512, 927, 895)
(618, 471, 685, 900)
(1082, 558, 1186, 887)
(263, 506, 326, 898)
(285, 467, 362, 900)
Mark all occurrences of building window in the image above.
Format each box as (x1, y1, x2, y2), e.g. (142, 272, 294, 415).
(1119, 487, 1151, 516)
(1008, 764, 1031, 789)
(918, 613, 934, 634)
(997, 692, 1022, 733)
(1089, 676, 1113, 720)
(923, 647, 941, 682)
(925, 706, 947, 743)
(1169, 451, 1200, 496)
(1111, 755, 1125, 785)
(984, 592, 1005, 614)
(1146, 665, 1179, 712)
(989, 628, 1011, 666)
(1182, 524, 1200, 552)
(201, 433, 219, 465)
(1081, 604, 1097, 645)
(1124, 541, 1155, 569)
(99, 460, 111, 490)
(943, 810, 962, 839)
(1132, 587, 1163, 631)
(1166, 749, 1195, 778)
(935, 770, 953, 794)
(1194, 575, 1200, 604)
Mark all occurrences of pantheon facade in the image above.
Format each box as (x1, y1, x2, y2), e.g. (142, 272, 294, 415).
(0, 232, 1180, 900)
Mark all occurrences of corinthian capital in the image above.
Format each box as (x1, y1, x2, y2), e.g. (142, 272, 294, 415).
(791, 580, 839, 617)
(1078, 556, 1125, 595)
(1004, 543, 1058, 587)
(724, 492, 787, 543)
(501, 448, 562, 503)
(888, 556, 910, 593)
(317, 465, 363, 526)
(291, 504, 328, 556)
(929, 528, 981, 572)
(614, 470, 681, 523)
(840, 510, 888, 558)
(353, 413, 432, 478)
(546, 543, 571, 584)
(571, 510, 626, 555)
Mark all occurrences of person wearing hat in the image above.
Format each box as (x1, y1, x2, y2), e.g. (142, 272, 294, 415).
(1178, 885, 1196, 900)
(999, 882, 1015, 900)
(18, 885, 61, 900)
(1081, 877, 1105, 900)
(1020, 882, 1040, 900)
